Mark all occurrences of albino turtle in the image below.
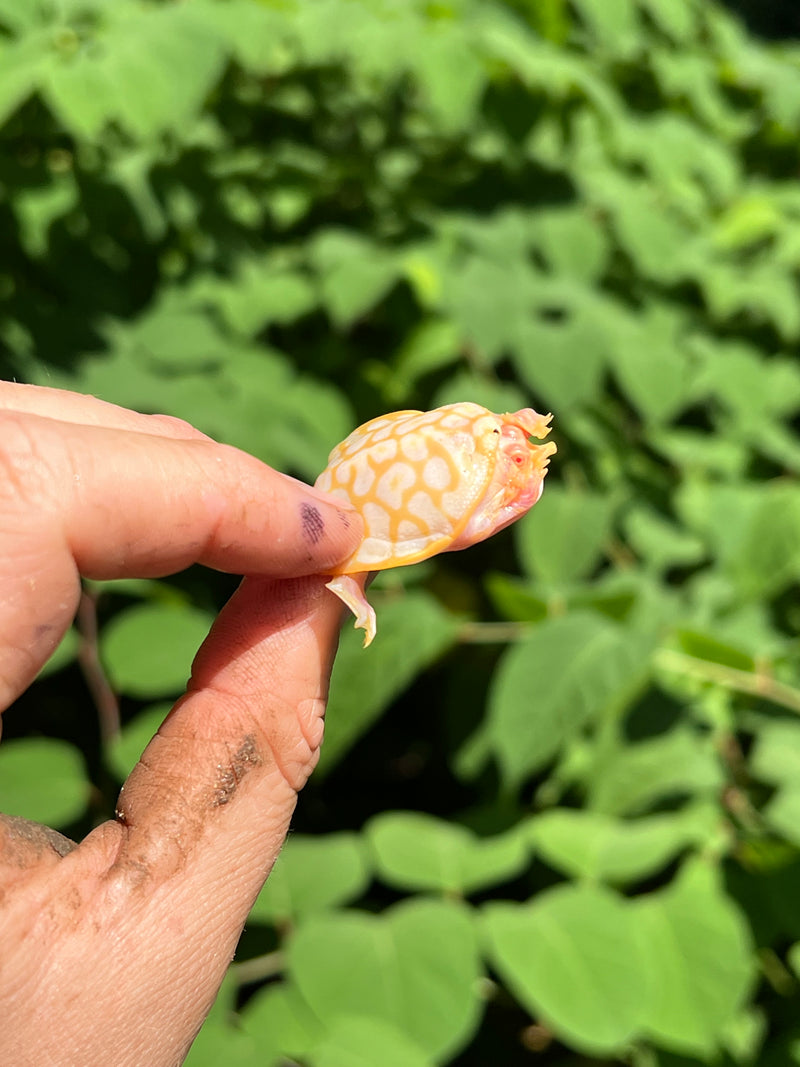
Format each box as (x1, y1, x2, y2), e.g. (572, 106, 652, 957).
(314, 401, 556, 646)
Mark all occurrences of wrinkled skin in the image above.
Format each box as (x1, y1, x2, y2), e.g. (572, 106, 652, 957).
(0, 383, 364, 1067)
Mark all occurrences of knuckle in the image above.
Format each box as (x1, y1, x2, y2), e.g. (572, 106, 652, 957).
(0, 412, 55, 508)
(145, 413, 209, 441)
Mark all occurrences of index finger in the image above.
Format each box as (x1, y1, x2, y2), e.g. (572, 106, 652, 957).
(0, 381, 212, 439)
(0, 410, 361, 709)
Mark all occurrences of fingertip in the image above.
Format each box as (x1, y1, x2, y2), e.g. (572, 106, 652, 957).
(293, 487, 364, 572)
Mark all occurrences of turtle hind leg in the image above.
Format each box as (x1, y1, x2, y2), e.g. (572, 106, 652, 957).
(325, 573, 376, 647)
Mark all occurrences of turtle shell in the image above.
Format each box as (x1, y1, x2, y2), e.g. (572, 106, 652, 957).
(314, 402, 553, 575)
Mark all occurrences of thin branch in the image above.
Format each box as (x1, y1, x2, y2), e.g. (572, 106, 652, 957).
(457, 621, 531, 644)
(76, 586, 120, 744)
(230, 950, 286, 986)
(655, 648, 800, 717)
(457, 621, 800, 716)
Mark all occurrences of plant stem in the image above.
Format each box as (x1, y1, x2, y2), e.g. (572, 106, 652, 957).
(230, 950, 286, 986)
(76, 586, 120, 744)
(458, 622, 800, 715)
(656, 648, 800, 717)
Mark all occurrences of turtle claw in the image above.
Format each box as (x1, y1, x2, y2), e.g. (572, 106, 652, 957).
(325, 573, 377, 647)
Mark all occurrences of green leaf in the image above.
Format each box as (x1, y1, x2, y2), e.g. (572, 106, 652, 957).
(0, 0, 50, 33)
(697, 343, 800, 425)
(619, 113, 739, 205)
(604, 179, 697, 283)
(199, 0, 295, 76)
(483, 573, 548, 624)
(184, 1020, 261, 1067)
(764, 787, 800, 849)
(41, 50, 116, 140)
(484, 884, 648, 1055)
(639, 0, 697, 41)
(529, 207, 609, 282)
(414, 25, 485, 132)
(312, 1015, 433, 1067)
(652, 428, 748, 478)
(676, 480, 800, 599)
(103, 6, 225, 139)
(570, 0, 640, 56)
(219, 348, 354, 480)
(486, 614, 653, 787)
(726, 484, 800, 599)
(678, 484, 800, 601)
(514, 486, 614, 586)
(388, 318, 461, 397)
(749, 720, 800, 788)
(442, 254, 539, 360)
(101, 603, 214, 699)
(675, 629, 754, 673)
(0, 738, 88, 826)
(585, 726, 724, 816)
(713, 195, 782, 251)
(37, 627, 80, 679)
(288, 899, 482, 1061)
(702, 262, 800, 340)
(636, 860, 755, 1056)
(650, 47, 742, 136)
(366, 811, 529, 894)
(0, 34, 48, 126)
(606, 303, 696, 424)
(529, 804, 718, 884)
(624, 506, 706, 572)
(512, 307, 607, 411)
(310, 230, 399, 330)
(107, 703, 172, 781)
(318, 592, 458, 776)
(116, 303, 228, 372)
(13, 177, 79, 259)
(720, 1007, 768, 1065)
(249, 834, 370, 922)
(242, 982, 324, 1062)
(210, 259, 317, 338)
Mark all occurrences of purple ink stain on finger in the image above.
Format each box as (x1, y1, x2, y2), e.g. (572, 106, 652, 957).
(300, 502, 325, 545)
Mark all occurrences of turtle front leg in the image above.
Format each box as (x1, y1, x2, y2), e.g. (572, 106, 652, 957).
(325, 573, 376, 647)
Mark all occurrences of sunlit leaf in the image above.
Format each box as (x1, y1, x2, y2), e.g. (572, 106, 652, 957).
(485, 884, 648, 1054)
(0, 738, 88, 826)
(636, 861, 755, 1056)
(586, 727, 725, 816)
(486, 614, 653, 787)
(530, 804, 718, 884)
(250, 834, 371, 922)
(101, 604, 214, 699)
(515, 486, 614, 585)
(288, 899, 482, 1061)
(319, 592, 458, 776)
(310, 230, 399, 330)
(366, 811, 529, 894)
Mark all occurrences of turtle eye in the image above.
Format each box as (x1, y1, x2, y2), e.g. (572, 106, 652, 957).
(505, 442, 528, 466)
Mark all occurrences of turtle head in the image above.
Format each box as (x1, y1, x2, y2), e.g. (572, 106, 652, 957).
(449, 408, 555, 550)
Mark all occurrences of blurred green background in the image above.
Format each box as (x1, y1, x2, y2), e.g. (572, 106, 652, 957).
(3, 0, 800, 1063)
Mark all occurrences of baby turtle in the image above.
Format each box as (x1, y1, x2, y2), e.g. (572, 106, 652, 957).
(315, 402, 556, 645)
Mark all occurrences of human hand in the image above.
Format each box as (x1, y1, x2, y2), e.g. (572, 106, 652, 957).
(0, 383, 364, 1066)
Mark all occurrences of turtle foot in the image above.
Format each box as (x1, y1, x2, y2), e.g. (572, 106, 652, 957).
(325, 573, 376, 647)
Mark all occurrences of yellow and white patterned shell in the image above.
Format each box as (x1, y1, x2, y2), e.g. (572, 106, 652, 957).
(314, 401, 552, 575)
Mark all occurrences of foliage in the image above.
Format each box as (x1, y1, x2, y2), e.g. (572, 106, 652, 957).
(3, 0, 800, 1062)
